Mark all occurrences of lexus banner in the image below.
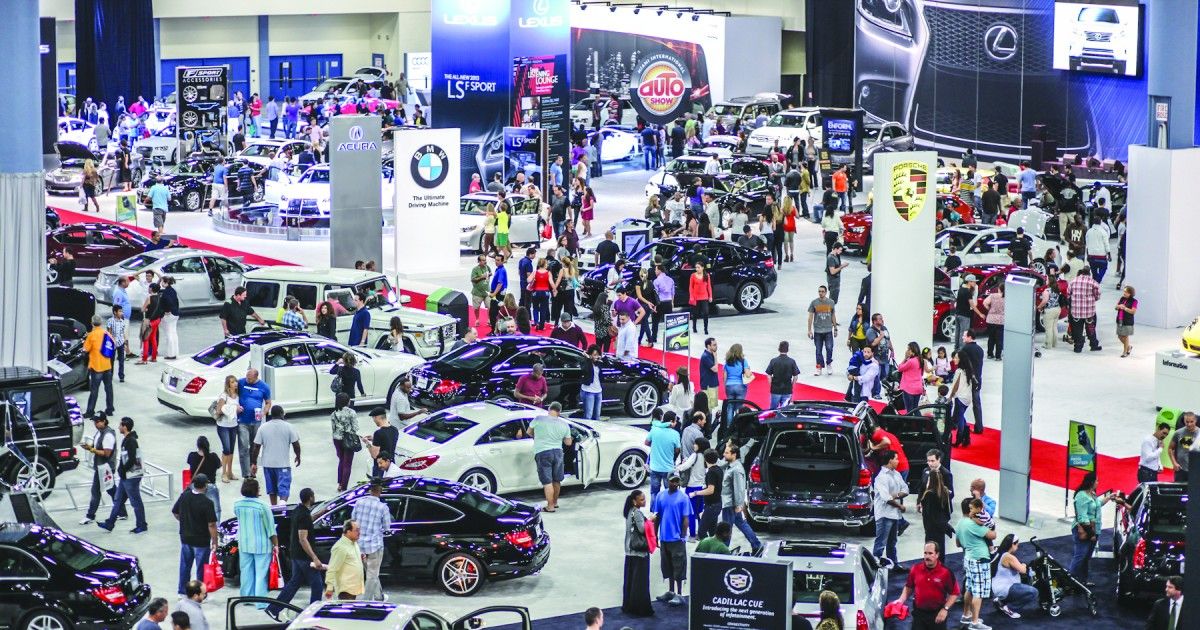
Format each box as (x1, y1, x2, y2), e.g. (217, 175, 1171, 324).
(503, 126, 548, 198)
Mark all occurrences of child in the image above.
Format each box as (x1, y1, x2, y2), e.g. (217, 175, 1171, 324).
(949, 350, 960, 375)
(934, 384, 952, 444)
(933, 346, 952, 382)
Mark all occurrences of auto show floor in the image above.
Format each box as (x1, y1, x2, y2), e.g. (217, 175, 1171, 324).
(35, 169, 1172, 624)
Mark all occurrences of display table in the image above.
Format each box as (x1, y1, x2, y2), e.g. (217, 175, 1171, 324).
(1155, 350, 1200, 411)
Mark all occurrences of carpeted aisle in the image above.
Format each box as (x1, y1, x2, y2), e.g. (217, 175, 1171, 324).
(506, 532, 1148, 630)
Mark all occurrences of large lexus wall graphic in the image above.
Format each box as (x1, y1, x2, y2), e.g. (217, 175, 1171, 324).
(853, 0, 1147, 162)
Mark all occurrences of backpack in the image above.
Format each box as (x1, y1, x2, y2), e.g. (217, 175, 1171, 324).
(99, 332, 116, 359)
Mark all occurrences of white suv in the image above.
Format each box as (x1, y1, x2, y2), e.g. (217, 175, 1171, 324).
(1068, 6, 1131, 75)
(760, 540, 888, 630)
(745, 108, 822, 156)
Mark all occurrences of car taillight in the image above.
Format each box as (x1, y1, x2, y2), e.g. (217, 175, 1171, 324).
(92, 585, 127, 605)
(749, 462, 762, 483)
(183, 377, 207, 394)
(764, 257, 775, 268)
(432, 379, 463, 396)
(1132, 538, 1146, 569)
(505, 529, 535, 550)
(399, 454, 440, 471)
(57, 448, 74, 460)
(756, 410, 777, 421)
(857, 468, 872, 487)
(857, 610, 868, 630)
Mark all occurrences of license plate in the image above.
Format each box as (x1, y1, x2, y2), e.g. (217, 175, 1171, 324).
(169, 376, 179, 388)
(415, 377, 428, 390)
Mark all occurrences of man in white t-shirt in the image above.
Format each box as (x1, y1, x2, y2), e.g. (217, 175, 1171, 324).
(250, 406, 300, 505)
(80, 413, 124, 524)
(387, 379, 426, 428)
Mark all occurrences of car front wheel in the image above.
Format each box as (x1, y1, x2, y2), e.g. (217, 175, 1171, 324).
(624, 380, 660, 418)
(1031, 258, 1047, 275)
(734, 282, 764, 312)
(184, 190, 202, 211)
(437, 552, 486, 596)
(458, 468, 497, 494)
(610, 450, 648, 489)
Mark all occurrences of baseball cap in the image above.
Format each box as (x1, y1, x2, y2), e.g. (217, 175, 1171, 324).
(962, 274, 978, 282)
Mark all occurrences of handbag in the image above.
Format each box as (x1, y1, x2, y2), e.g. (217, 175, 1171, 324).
(182, 468, 193, 491)
(208, 397, 223, 421)
(606, 324, 618, 338)
(628, 517, 649, 553)
(100, 463, 116, 492)
(330, 374, 343, 394)
(203, 551, 225, 592)
(267, 548, 283, 590)
(341, 429, 363, 453)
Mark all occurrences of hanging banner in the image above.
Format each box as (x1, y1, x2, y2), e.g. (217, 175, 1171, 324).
(512, 54, 570, 175)
(663, 312, 690, 352)
(176, 65, 227, 154)
(329, 116, 383, 269)
(628, 51, 693, 125)
(689, 553, 793, 630)
(1067, 420, 1097, 472)
(395, 128, 462, 275)
(503, 126, 548, 197)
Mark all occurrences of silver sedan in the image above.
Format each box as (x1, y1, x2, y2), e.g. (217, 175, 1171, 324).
(94, 247, 254, 312)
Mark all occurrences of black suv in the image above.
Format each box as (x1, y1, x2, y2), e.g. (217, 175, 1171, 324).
(580, 237, 778, 313)
(726, 399, 946, 534)
(1113, 482, 1186, 603)
(0, 367, 84, 496)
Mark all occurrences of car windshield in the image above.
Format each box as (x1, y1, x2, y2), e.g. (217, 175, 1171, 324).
(708, 104, 744, 117)
(665, 159, 709, 173)
(766, 114, 806, 128)
(192, 339, 251, 367)
(403, 410, 478, 444)
(792, 570, 854, 604)
(313, 79, 349, 94)
(301, 169, 331, 184)
(118, 252, 164, 271)
(630, 242, 680, 266)
(934, 231, 974, 252)
(1148, 500, 1187, 535)
(241, 145, 279, 158)
(1078, 7, 1118, 23)
(863, 126, 882, 141)
(461, 198, 497, 215)
(436, 343, 500, 371)
(32, 530, 106, 572)
(174, 162, 208, 176)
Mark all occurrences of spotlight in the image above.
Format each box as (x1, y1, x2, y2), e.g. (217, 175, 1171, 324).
(610, 4, 617, 11)
(656, 8, 664, 15)
(633, 6, 640, 13)
(580, 3, 587, 9)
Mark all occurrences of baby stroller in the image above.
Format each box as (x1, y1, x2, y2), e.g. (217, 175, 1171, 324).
(1025, 537, 1098, 617)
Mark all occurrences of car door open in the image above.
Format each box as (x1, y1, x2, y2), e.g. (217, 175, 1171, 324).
(451, 606, 533, 630)
(225, 596, 302, 630)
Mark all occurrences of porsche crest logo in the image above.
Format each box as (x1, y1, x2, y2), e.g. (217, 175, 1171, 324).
(891, 161, 929, 222)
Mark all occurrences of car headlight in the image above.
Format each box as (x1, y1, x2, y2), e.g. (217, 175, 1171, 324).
(858, 0, 913, 38)
(462, 225, 476, 233)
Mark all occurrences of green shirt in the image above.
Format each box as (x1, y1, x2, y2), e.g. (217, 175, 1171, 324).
(955, 517, 991, 561)
(1073, 491, 1102, 527)
(233, 497, 277, 555)
(470, 264, 491, 298)
(530, 415, 571, 455)
(695, 536, 731, 555)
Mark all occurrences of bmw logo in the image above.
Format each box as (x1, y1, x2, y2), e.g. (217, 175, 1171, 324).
(410, 144, 449, 189)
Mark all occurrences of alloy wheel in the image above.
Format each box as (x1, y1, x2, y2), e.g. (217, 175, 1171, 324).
(25, 613, 65, 630)
(615, 452, 647, 488)
(629, 382, 659, 417)
(939, 314, 956, 340)
(738, 283, 763, 311)
(185, 191, 201, 211)
(460, 470, 495, 493)
(440, 555, 481, 595)
(15, 460, 52, 495)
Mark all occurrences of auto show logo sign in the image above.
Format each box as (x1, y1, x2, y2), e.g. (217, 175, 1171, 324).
(891, 160, 929, 222)
(628, 52, 692, 125)
(329, 116, 383, 269)
(690, 553, 792, 630)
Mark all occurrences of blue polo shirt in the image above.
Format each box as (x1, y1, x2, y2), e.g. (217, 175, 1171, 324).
(237, 378, 271, 424)
(348, 308, 371, 346)
(490, 266, 508, 294)
(699, 350, 719, 389)
(646, 422, 681, 473)
(651, 487, 693, 543)
(212, 163, 228, 186)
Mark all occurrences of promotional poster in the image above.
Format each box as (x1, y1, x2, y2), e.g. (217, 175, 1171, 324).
(329, 116, 383, 269)
(176, 65, 227, 153)
(663, 312, 690, 353)
(394, 128, 462, 275)
(1068, 420, 1097, 472)
(503, 126, 548, 198)
(689, 553, 793, 630)
(512, 54, 570, 171)
(853, 0, 1147, 161)
(571, 28, 712, 120)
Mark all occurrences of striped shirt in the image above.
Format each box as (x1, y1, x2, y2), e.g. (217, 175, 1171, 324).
(350, 495, 391, 554)
(233, 497, 276, 555)
(106, 316, 128, 344)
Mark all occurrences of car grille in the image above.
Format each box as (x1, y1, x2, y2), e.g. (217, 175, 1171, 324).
(924, 4, 1053, 74)
(460, 143, 480, 185)
(286, 199, 322, 217)
(1085, 31, 1112, 42)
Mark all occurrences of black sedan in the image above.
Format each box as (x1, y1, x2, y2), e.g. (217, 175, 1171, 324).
(217, 477, 549, 597)
(1113, 481, 1187, 603)
(138, 157, 263, 212)
(714, 176, 779, 216)
(407, 336, 670, 418)
(0, 523, 152, 630)
(580, 237, 778, 313)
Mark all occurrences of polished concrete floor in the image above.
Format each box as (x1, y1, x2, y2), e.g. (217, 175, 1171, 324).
(29, 162, 1170, 624)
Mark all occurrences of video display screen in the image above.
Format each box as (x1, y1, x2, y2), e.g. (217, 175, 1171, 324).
(1052, 0, 1142, 77)
(824, 118, 856, 154)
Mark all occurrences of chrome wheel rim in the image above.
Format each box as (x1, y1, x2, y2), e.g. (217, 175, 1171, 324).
(461, 471, 493, 493)
(16, 461, 51, 494)
(617, 453, 647, 488)
(28, 614, 64, 630)
(630, 383, 658, 417)
(186, 191, 201, 210)
(441, 556, 480, 595)
(739, 284, 762, 310)
(940, 316, 956, 340)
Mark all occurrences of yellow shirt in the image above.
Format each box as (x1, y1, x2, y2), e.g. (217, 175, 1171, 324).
(83, 327, 113, 372)
(325, 536, 364, 596)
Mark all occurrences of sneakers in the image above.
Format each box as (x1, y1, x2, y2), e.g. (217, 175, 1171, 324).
(813, 367, 822, 376)
(824, 367, 834, 376)
(959, 614, 973, 625)
(994, 600, 1020, 619)
(968, 621, 992, 630)
(96, 522, 113, 532)
(130, 526, 148, 534)
(78, 516, 94, 525)
(656, 592, 675, 603)
(669, 594, 686, 606)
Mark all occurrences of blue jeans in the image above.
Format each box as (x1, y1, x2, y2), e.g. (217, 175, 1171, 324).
(769, 393, 791, 409)
(1069, 536, 1096, 581)
(1000, 582, 1040, 612)
(102, 477, 146, 529)
(901, 391, 922, 413)
(581, 390, 602, 421)
(86, 368, 114, 416)
(179, 544, 209, 594)
(837, 192, 848, 210)
(725, 383, 746, 401)
(873, 517, 899, 564)
(813, 203, 824, 223)
(813, 332, 833, 368)
(649, 470, 669, 497)
(268, 557, 323, 615)
(216, 425, 238, 456)
(1088, 255, 1108, 282)
(685, 487, 704, 537)
(721, 507, 762, 551)
(239, 551, 272, 599)
(953, 400, 969, 441)
(206, 485, 222, 523)
(283, 119, 297, 139)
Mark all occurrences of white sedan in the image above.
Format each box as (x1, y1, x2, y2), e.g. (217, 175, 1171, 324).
(277, 164, 395, 223)
(459, 192, 542, 252)
(392, 400, 650, 496)
(94, 248, 254, 312)
(935, 224, 1057, 274)
(238, 139, 310, 169)
(157, 330, 423, 418)
(588, 125, 642, 162)
(58, 116, 97, 151)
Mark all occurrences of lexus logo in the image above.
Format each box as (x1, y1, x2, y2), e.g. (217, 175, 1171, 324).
(532, 0, 549, 15)
(984, 23, 1018, 62)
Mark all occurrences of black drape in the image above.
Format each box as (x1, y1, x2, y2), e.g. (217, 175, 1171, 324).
(74, 0, 155, 113)
(805, 0, 855, 108)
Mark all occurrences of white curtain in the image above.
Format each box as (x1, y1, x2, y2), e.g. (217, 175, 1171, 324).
(0, 172, 47, 369)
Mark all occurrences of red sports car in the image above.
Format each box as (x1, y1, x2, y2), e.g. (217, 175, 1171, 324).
(46, 223, 154, 275)
(840, 194, 974, 254)
(932, 264, 1052, 340)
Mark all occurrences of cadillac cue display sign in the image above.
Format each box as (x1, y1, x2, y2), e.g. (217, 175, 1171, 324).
(690, 553, 793, 630)
(628, 52, 692, 125)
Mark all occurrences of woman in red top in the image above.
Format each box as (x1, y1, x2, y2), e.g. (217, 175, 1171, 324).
(688, 263, 713, 335)
(528, 258, 553, 331)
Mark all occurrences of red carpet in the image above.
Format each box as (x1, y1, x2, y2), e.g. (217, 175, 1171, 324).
(53, 204, 1142, 492)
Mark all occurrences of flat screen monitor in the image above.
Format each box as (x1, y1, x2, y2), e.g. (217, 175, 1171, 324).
(1052, 0, 1143, 77)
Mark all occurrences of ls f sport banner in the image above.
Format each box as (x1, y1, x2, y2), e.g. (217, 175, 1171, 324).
(395, 128, 461, 275)
(503, 127, 548, 198)
(871, 151, 937, 353)
(689, 553, 792, 630)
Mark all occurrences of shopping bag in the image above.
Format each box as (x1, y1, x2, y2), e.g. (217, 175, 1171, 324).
(644, 518, 658, 554)
(182, 468, 192, 491)
(100, 464, 116, 492)
(267, 548, 283, 590)
(203, 551, 225, 592)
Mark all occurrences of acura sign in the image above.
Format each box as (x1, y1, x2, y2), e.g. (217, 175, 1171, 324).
(336, 125, 379, 152)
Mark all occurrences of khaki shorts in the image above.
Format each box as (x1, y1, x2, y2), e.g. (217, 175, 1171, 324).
(704, 387, 719, 410)
(471, 294, 488, 309)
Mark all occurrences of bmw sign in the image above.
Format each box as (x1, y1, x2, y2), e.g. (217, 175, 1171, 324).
(411, 144, 450, 189)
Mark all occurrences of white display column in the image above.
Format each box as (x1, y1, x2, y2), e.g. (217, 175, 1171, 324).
(869, 152, 938, 353)
(1125, 146, 1200, 328)
(394, 129, 461, 276)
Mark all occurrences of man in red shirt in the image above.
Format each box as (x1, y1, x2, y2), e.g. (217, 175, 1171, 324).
(831, 165, 850, 210)
(515, 363, 549, 407)
(869, 427, 910, 481)
(893, 542, 960, 630)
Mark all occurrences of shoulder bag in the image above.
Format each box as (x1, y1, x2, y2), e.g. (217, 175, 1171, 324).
(628, 514, 649, 553)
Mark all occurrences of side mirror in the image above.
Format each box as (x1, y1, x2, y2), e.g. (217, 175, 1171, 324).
(399, 294, 412, 305)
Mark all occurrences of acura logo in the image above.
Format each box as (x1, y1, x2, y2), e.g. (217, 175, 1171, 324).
(349, 125, 364, 141)
(984, 23, 1018, 62)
